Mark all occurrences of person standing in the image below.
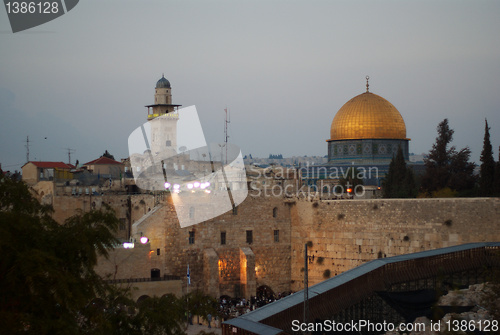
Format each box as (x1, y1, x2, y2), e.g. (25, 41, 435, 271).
(207, 313, 212, 328)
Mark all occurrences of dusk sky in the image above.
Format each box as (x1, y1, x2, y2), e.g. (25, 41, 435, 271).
(1, 0, 499, 172)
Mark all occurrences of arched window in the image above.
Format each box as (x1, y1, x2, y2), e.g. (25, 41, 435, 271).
(273, 207, 278, 218)
(151, 268, 160, 281)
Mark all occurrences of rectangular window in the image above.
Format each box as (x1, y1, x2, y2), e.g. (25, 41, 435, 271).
(274, 229, 279, 243)
(246, 230, 253, 244)
(189, 231, 195, 244)
(221, 232, 226, 245)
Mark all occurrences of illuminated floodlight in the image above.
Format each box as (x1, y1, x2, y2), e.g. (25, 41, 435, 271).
(164, 182, 171, 189)
(123, 242, 134, 249)
(140, 236, 149, 244)
(187, 183, 194, 189)
(193, 181, 201, 188)
(173, 184, 180, 190)
(205, 190, 211, 194)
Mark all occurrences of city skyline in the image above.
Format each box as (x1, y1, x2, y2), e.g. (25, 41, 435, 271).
(1, 1, 500, 172)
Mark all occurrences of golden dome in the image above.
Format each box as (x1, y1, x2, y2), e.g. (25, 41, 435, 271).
(329, 92, 407, 141)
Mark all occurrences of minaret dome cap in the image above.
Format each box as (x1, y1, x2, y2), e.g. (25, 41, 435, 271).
(156, 74, 171, 89)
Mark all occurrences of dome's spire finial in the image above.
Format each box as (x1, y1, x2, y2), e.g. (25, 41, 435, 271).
(366, 75, 370, 93)
(162, 73, 164, 78)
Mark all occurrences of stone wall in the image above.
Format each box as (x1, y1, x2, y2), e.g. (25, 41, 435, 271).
(50, 194, 155, 240)
(94, 194, 500, 300)
(126, 280, 183, 301)
(290, 198, 500, 291)
(94, 243, 157, 280)
(132, 194, 292, 298)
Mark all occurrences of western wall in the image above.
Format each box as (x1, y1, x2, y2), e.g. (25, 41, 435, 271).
(289, 197, 500, 291)
(92, 192, 499, 300)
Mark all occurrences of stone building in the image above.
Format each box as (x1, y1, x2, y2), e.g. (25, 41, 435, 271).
(21, 161, 74, 185)
(82, 156, 124, 179)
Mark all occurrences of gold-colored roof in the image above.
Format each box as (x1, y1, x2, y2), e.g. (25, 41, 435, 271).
(329, 92, 407, 141)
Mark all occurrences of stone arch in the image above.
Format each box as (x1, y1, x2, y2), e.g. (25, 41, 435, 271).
(256, 285, 275, 300)
(137, 295, 151, 304)
(151, 268, 161, 280)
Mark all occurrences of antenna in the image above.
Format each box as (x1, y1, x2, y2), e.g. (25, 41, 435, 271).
(63, 147, 76, 165)
(224, 108, 230, 165)
(25, 136, 30, 162)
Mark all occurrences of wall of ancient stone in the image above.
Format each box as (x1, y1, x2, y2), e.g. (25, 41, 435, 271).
(93, 194, 500, 300)
(132, 194, 292, 298)
(94, 243, 156, 280)
(50, 193, 156, 239)
(289, 198, 500, 291)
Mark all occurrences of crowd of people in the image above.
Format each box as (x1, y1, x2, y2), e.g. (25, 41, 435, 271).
(217, 289, 294, 321)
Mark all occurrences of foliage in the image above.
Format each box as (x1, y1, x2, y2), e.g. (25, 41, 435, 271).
(187, 290, 218, 324)
(429, 187, 458, 198)
(0, 174, 194, 334)
(135, 295, 186, 335)
(383, 146, 417, 198)
(102, 150, 115, 161)
(0, 174, 122, 334)
(479, 119, 496, 196)
(420, 119, 476, 196)
(495, 160, 500, 196)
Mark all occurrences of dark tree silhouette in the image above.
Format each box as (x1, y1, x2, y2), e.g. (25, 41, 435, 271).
(383, 146, 416, 198)
(479, 119, 496, 196)
(421, 119, 476, 196)
(102, 150, 115, 161)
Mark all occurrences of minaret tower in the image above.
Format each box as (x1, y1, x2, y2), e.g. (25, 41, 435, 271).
(145, 74, 182, 156)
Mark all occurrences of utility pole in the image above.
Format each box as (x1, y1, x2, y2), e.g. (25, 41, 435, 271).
(25, 136, 30, 163)
(304, 243, 309, 330)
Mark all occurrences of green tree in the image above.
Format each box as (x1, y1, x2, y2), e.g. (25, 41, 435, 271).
(383, 146, 416, 198)
(135, 295, 185, 335)
(102, 150, 115, 161)
(495, 149, 500, 196)
(421, 119, 476, 196)
(0, 174, 120, 334)
(187, 290, 218, 325)
(479, 119, 496, 196)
